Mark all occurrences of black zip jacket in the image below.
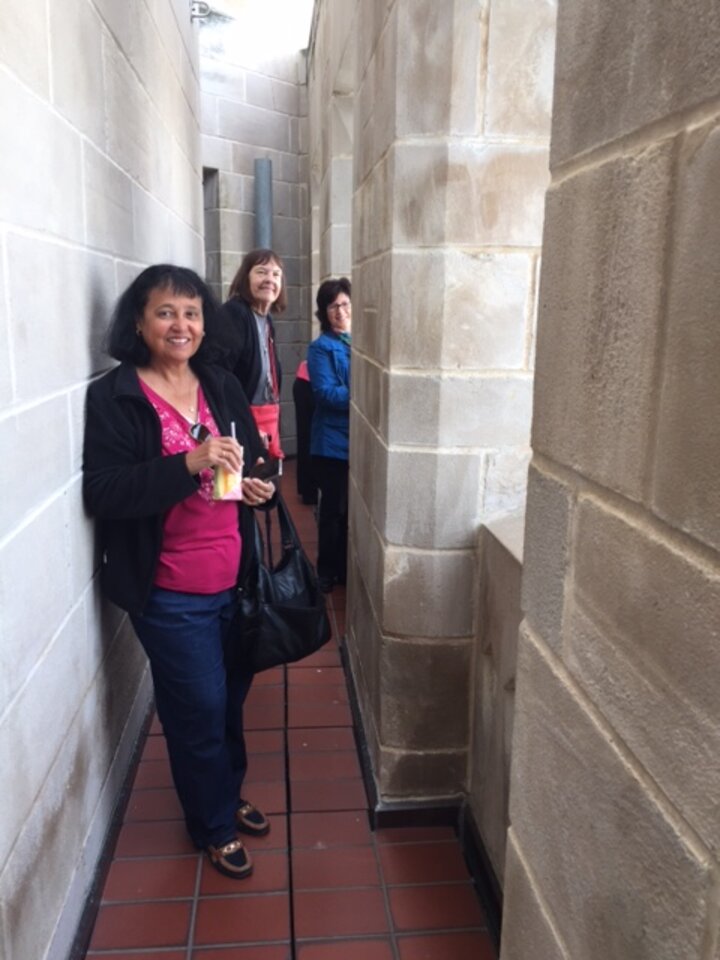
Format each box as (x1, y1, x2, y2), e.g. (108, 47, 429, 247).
(82, 362, 268, 615)
(217, 297, 282, 402)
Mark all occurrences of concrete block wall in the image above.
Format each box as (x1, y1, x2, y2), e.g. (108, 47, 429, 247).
(306, 0, 555, 806)
(199, 14, 311, 455)
(502, 3, 720, 957)
(0, 3, 203, 959)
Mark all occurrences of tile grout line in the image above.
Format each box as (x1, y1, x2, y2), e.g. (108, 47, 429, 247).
(372, 804, 401, 959)
(283, 660, 298, 960)
(185, 854, 203, 960)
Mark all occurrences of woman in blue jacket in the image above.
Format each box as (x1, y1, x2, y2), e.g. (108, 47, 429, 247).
(307, 278, 351, 592)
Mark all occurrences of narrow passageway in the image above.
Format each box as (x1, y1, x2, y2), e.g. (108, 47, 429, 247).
(82, 463, 493, 960)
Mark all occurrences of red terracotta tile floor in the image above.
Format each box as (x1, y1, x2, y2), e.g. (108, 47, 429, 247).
(83, 462, 494, 959)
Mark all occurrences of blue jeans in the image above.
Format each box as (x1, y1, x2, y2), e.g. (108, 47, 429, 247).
(131, 587, 253, 849)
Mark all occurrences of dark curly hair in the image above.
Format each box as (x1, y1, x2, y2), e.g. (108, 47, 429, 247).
(227, 248, 287, 314)
(106, 264, 222, 366)
(315, 277, 351, 333)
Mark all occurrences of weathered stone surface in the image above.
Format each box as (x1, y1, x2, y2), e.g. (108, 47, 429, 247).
(387, 372, 532, 449)
(274, 215, 301, 252)
(349, 485, 385, 621)
(346, 555, 383, 730)
(501, 831, 571, 960)
(378, 745, 468, 800)
(393, 141, 549, 248)
(351, 254, 391, 364)
(50, 0, 105, 144)
(483, 447, 531, 519)
(0, 618, 147, 960)
(510, 628, 715, 960)
(449, 0, 487, 135)
(218, 209, 255, 252)
(568, 497, 720, 851)
(395, 0, 454, 137)
(382, 545, 475, 637)
(551, 0, 720, 164)
(330, 97, 354, 156)
(0, 0, 49, 96)
(442, 250, 532, 370)
(349, 412, 388, 536)
(132, 184, 171, 264)
(445, 142, 549, 247)
(520, 464, 573, 650)
(351, 352, 387, 439)
(355, 153, 392, 261)
(0, 505, 73, 738)
(652, 122, 720, 553)
(387, 248, 532, 371)
(166, 218, 204, 273)
(201, 91, 219, 137)
(246, 72, 299, 116)
(7, 235, 116, 400)
(470, 520, 523, 882)
(532, 141, 674, 498)
(92, 0, 135, 53)
(392, 141, 449, 246)
(380, 636, 472, 751)
(386, 249, 445, 367)
(384, 448, 483, 550)
(485, 0, 556, 138)
(0, 72, 84, 243)
(199, 58, 246, 100)
(105, 42, 158, 190)
(217, 99, 291, 152)
(168, 139, 204, 232)
(202, 134, 233, 171)
(0, 250, 11, 409)
(322, 223, 352, 277)
(84, 143, 134, 258)
(0, 399, 71, 545)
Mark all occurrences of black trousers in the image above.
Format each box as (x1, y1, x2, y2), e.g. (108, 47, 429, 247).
(312, 456, 349, 583)
(292, 377, 318, 504)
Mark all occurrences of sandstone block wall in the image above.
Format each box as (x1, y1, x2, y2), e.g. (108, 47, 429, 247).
(0, 3, 203, 959)
(199, 14, 311, 454)
(307, 0, 356, 286)
(470, 515, 524, 885)
(307, 0, 555, 807)
(502, 3, 720, 957)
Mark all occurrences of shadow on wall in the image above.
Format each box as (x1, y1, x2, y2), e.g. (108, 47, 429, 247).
(86, 268, 116, 379)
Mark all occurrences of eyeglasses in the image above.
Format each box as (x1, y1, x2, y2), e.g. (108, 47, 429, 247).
(189, 422, 212, 443)
(328, 300, 351, 313)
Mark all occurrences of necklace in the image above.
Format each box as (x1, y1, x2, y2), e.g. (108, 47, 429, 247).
(138, 369, 199, 420)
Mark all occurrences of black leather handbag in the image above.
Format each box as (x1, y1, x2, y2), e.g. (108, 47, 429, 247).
(227, 495, 331, 673)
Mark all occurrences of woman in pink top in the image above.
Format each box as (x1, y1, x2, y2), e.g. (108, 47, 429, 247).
(83, 265, 275, 880)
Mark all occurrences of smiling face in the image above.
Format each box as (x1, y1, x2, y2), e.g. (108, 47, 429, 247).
(136, 285, 204, 368)
(326, 292, 352, 334)
(248, 259, 283, 314)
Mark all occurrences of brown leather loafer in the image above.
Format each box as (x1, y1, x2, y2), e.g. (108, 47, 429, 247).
(236, 799, 271, 837)
(206, 837, 253, 879)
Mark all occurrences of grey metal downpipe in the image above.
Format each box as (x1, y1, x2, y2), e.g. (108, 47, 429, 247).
(254, 158, 273, 248)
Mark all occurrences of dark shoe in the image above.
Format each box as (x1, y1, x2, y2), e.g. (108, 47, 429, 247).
(318, 576, 335, 594)
(206, 837, 253, 879)
(236, 799, 270, 837)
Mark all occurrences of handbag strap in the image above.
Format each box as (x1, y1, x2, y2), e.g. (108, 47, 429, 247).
(274, 493, 302, 551)
(250, 493, 302, 576)
(265, 507, 274, 570)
